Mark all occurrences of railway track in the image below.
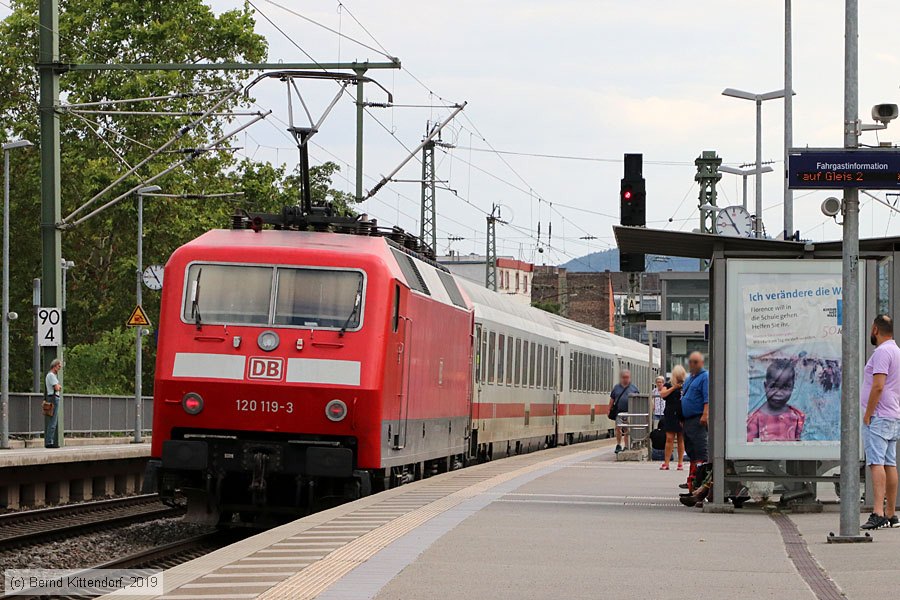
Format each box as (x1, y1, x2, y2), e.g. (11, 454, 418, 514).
(0, 494, 184, 551)
(0, 531, 246, 600)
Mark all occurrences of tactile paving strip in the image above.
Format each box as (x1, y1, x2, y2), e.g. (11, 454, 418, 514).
(146, 441, 609, 600)
(769, 512, 845, 600)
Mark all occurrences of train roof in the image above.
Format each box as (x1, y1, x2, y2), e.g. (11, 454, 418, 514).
(455, 276, 659, 363)
(178, 229, 395, 254)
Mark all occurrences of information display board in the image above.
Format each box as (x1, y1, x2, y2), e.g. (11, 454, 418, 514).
(788, 148, 900, 190)
(725, 260, 865, 460)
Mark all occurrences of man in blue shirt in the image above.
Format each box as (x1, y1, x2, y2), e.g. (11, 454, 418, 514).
(680, 352, 709, 492)
(608, 370, 640, 453)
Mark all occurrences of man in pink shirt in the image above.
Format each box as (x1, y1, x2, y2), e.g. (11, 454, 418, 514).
(861, 315, 900, 530)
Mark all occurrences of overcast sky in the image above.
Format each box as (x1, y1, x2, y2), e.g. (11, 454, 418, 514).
(8, 1, 900, 265)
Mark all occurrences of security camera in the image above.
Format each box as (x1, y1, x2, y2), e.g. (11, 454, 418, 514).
(872, 104, 899, 125)
(821, 197, 842, 218)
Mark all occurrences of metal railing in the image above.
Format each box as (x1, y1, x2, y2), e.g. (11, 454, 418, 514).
(8, 393, 153, 437)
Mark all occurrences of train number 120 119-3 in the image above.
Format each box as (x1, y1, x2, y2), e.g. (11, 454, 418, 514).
(235, 399, 294, 413)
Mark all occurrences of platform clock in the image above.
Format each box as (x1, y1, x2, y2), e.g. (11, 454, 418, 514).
(714, 206, 753, 238)
(142, 265, 164, 290)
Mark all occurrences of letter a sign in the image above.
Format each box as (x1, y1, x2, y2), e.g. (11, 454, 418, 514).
(127, 305, 152, 328)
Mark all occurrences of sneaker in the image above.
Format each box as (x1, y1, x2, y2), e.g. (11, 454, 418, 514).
(889, 515, 899, 528)
(861, 513, 889, 530)
(678, 483, 689, 489)
(614, 444, 622, 453)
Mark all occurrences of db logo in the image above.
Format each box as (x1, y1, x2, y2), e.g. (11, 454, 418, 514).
(248, 357, 284, 381)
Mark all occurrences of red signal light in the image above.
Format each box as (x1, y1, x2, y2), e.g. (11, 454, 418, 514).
(623, 190, 632, 200)
(325, 399, 348, 422)
(182, 393, 204, 415)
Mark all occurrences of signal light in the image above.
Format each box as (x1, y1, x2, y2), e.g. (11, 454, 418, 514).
(325, 399, 348, 422)
(182, 393, 204, 415)
(619, 153, 646, 272)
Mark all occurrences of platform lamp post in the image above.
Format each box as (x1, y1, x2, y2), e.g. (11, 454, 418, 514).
(718, 165, 774, 212)
(721, 88, 790, 238)
(134, 185, 160, 444)
(2, 139, 33, 450)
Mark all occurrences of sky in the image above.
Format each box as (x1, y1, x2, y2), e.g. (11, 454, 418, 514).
(6, 0, 900, 266)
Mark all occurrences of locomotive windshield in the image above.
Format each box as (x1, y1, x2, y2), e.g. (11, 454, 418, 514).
(182, 263, 365, 330)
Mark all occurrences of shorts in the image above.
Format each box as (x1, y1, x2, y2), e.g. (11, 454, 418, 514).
(682, 415, 708, 462)
(864, 416, 900, 467)
(615, 414, 628, 427)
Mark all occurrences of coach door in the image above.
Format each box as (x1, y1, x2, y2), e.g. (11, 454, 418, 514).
(555, 342, 569, 445)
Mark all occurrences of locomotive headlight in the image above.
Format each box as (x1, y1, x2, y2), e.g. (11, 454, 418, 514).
(182, 392, 204, 415)
(325, 399, 347, 422)
(257, 330, 280, 352)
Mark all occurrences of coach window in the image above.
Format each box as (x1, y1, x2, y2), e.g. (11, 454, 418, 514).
(544, 346, 550, 389)
(487, 331, 496, 384)
(536, 345, 544, 388)
(523, 341, 530, 388)
(474, 325, 482, 384)
(274, 268, 364, 329)
(506, 337, 514, 385)
(514, 339, 522, 386)
(497, 337, 504, 383)
(481, 332, 489, 382)
(573, 353, 580, 392)
(529, 342, 537, 387)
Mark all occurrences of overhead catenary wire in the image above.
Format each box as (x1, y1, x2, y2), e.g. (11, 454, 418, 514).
(259, 0, 398, 62)
(63, 87, 247, 223)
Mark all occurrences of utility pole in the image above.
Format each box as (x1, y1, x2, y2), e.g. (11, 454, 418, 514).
(783, 0, 794, 238)
(420, 129, 436, 254)
(485, 205, 500, 291)
(836, 0, 865, 542)
(695, 151, 722, 235)
(419, 122, 455, 255)
(39, 0, 64, 445)
(354, 67, 366, 202)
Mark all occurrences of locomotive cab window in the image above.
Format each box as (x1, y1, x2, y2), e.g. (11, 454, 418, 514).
(182, 263, 365, 330)
(182, 264, 272, 325)
(275, 268, 363, 329)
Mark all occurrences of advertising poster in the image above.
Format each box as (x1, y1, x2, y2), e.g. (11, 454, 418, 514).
(725, 260, 863, 460)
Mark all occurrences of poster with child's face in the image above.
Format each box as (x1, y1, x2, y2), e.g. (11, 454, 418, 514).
(725, 260, 861, 460)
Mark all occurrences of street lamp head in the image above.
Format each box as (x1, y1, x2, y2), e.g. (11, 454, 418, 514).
(1, 139, 33, 151)
(719, 165, 774, 176)
(721, 88, 757, 101)
(137, 185, 162, 195)
(722, 88, 792, 102)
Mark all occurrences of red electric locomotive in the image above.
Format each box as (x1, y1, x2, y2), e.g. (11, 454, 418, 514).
(145, 217, 474, 523)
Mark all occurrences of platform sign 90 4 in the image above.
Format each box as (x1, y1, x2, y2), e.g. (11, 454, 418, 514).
(788, 148, 900, 190)
(37, 307, 62, 347)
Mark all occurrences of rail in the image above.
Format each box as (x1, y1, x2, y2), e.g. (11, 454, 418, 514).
(7, 393, 153, 437)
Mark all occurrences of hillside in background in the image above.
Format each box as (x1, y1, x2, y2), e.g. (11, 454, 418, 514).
(561, 249, 700, 272)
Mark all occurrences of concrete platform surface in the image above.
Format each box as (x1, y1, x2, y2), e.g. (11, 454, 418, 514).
(0, 442, 150, 467)
(99, 441, 889, 600)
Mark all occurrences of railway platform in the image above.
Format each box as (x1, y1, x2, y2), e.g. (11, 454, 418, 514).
(0, 443, 150, 509)
(97, 438, 896, 600)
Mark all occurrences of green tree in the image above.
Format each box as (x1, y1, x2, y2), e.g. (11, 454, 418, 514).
(0, 1, 360, 394)
(0, 0, 270, 392)
(532, 300, 561, 315)
(64, 328, 135, 395)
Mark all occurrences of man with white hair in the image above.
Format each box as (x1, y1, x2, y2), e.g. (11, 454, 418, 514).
(44, 359, 63, 448)
(608, 369, 639, 453)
